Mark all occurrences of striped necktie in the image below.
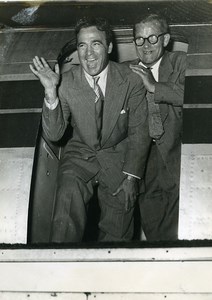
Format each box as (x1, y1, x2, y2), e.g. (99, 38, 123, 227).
(93, 76, 104, 142)
(146, 68, 164, 139)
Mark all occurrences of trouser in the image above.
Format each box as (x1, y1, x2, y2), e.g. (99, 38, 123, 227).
(139, 142, 179, 241)
(50, 169, 135, 243)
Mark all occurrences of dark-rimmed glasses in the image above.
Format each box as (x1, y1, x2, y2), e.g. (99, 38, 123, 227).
(134, 33, 167, 46)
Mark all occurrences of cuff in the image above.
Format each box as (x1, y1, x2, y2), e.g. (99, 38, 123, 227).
(123, 172, 140, 180)
(44, 97, 59, 110)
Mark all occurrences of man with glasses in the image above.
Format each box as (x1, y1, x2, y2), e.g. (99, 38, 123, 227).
(128, 14, 186, 241)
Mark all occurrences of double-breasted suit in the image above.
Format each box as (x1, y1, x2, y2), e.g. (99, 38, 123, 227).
(42, 60, 151, 242)
(127, 50, 187, 240)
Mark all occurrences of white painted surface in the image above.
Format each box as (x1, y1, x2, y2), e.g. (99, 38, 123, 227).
(0, 293, 212, 300)
(179, 144, 212, 240)
(90, 294, 212, 300)
(0, 261, 212, 293)
(0, 148, 34, 243)
(0, 247, 212, 262)
(0, 292, 86, 300)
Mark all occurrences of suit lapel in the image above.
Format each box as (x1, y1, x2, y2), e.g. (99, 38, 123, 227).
(72, 67, 96, 117)
(101, 62, 127, 146)
(159, 51, 173, 82)
(71, 66, 99, 147)
(158, 52, 173, 121)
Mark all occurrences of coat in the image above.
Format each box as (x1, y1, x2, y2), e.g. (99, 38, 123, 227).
(42, 60, 151, 192)
(127, 51, 187, 187)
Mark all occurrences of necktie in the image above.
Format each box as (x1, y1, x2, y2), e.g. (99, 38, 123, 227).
(146, 68, 164, 139)
(93, 76, 104, 142)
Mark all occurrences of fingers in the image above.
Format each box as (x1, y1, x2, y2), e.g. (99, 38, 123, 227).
(130, 65, 146, 78)
(40, 57, 49, 68)
(29, 64, 38, 76)
(125, 194, 137, 211)
(54, 63, 60, 75)
(125, 197, 130, 211)
(130, 64, 149, 74)
(112, 186, 121, 196)
(31, 56, 49, 71)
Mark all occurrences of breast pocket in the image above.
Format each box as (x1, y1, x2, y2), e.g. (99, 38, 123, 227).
(116, 108, 129, 135)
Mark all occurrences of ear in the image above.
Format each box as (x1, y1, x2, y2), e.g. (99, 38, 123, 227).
(108, 42, 113, 54)
(163, 33, 171, 47)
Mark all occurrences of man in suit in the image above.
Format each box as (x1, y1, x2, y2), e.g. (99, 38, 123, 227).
(128, 14, 187, 241)
(30, 17, 151, 243)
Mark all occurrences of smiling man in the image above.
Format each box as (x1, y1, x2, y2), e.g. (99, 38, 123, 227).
(128, 14, 187, 241)
(30, 17, 151, 243)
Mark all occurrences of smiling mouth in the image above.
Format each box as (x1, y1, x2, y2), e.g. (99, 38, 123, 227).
(143, 51, 153, 55)
(86, 58, 97, 67)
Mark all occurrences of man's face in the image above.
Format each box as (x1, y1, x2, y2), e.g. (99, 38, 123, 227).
(134, 21, 170, 67)
(77, 26, 112, 76)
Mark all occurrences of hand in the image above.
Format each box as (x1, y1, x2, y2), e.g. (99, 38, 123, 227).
(30, 56, 60, 102)
(130, 64, 156, 93)
(113, 176, 139, 211)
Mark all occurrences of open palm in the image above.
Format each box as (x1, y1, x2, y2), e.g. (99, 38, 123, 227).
(30, 56, 60, 90)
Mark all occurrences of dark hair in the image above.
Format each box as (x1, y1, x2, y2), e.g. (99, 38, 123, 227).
(133, 14, 169, 38)
(75, 16, 113, 45)
(57, 37, 77, 68)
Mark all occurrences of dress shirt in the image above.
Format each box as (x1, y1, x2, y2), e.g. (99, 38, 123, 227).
(84, 65, 108, 97)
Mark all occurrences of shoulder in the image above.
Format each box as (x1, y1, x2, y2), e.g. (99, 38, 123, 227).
(109, 60, 142, 84)
(121, 58, 140, 67)
(60, 64, 81, 89)
(165, 51, 187, 65)
(61, 64, 80, 79)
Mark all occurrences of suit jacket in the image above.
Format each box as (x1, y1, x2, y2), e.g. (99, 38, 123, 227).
(127, 51, 187, 186)
(42, 61, 151, 191)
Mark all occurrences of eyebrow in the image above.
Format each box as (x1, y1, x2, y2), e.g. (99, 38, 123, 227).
(77, 39, 104, 46)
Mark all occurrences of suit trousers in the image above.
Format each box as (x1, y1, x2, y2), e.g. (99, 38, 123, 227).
(50, 168, 135, 243)
(139, 142, 179, 241)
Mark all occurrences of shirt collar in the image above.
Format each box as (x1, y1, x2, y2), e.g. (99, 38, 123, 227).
(84, 65, 109, 95)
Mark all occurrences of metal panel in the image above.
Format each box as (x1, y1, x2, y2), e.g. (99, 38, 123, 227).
(0, 148, 34, 243)
(179, 144, 212, 240)
(0, 1, 211, 28)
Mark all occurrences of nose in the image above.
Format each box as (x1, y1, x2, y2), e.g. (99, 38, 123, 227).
(86, 44, 94, 56)
(143, 39, 150, 48)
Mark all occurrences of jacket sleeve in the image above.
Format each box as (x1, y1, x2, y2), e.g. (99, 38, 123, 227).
(154, 52, 187, 107)
(42, 75, 71, 142)
(122, 73, 151, 179)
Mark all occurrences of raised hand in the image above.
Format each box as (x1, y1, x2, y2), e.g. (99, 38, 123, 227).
(130, 64, 156, 93)
(30, 56, 60, 91)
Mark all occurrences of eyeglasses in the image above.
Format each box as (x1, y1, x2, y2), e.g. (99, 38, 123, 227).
(134, 33, 167, 46)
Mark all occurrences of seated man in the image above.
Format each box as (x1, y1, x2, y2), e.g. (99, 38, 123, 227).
(30, 16, 151, 243)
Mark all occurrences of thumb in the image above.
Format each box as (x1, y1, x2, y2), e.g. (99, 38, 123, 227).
(112, 186, 122, 196)
(54, 63, 60, 75)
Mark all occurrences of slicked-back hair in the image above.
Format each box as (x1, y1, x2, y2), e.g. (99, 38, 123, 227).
(75, 16, 113, 46)
(133, 14, 169, 38)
